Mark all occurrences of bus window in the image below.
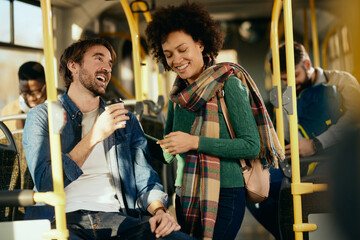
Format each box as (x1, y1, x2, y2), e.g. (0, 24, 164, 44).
(0, 1, 10, 43)
(14, 1, 43, 48)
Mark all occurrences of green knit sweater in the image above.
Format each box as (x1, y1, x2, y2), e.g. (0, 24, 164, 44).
(163, 76, 260, 188)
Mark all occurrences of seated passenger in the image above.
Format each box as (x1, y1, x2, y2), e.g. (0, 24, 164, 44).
(23, 38, 194, 240)
(279, 42, 360, 157)
(248, 41, 360, 240)
(1, 61, 46, 131)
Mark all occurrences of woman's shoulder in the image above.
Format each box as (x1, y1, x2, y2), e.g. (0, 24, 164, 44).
(224, 75, 248, 94)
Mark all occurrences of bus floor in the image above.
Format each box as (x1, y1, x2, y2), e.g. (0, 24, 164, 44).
(235, 208, 275, 240)
(167, 200, 274, 239)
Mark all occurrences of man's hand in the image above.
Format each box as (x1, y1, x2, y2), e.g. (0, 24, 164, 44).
(284, 138, 316, 159)
(156, 131, 199, 155)
(298, 138, 315, 157)
(69, 105, 129, 168)
(91, 104, 129, 144)
(149, 210, 181, 238)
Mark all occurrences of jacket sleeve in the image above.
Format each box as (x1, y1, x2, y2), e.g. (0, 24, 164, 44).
(129, 114, 168, 211)
(198, 76, 261, 159)
(23, 105, 82, 192)
(317, 71, 360, 148)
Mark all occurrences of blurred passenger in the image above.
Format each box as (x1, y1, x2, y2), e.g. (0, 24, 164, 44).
(1, 61, 46, 131)
(276, 41, 360, 158)
(146, 2, 283, 239)
(23, 38, 194, 240)
(248, 41, 360, 240)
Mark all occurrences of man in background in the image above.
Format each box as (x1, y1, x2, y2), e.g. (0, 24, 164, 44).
(278, 41, 360, 157)
(248, 41, 360, 240)
(1, 61, 46, 131)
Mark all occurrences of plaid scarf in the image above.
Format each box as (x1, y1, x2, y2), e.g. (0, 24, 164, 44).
(169, 57, 284, 239)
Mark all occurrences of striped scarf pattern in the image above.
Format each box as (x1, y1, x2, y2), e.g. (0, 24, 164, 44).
(169, 57, 284, 239)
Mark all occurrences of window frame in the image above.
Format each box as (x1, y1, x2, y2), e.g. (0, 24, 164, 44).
(0, 0, 43, 51)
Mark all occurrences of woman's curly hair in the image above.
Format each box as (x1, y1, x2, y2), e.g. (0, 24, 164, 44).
(145, 1, 224, 71)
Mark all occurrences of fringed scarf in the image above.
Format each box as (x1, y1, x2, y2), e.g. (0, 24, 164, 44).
(169, 57, 284, 239)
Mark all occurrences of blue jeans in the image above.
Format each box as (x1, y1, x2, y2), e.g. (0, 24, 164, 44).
(57, 210, 195, 240)
(176, 187, 246, 240)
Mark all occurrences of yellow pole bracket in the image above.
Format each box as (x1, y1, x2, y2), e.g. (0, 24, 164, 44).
(291, 183, 328, 195)
(33, 192, 66, 206)
(293, 223, 317, 232)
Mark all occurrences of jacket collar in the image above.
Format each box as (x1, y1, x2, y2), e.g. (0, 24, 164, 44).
(59, 92, 105, 120)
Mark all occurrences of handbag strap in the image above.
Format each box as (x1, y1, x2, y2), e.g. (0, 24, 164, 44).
(217, 89, 246, 168)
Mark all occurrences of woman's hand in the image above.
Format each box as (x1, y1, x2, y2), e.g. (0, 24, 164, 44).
(157, 131, 199, 155)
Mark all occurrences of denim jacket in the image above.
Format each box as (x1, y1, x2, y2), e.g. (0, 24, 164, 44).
(23, 93, 167, 221)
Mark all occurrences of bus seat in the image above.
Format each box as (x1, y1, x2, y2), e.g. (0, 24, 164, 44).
(11, 130, 33, 191)
(0, 122, 33, 221)
(0, 122, 20, 221)
(0, 219, 51, 240)
(279, 150, 335, 240)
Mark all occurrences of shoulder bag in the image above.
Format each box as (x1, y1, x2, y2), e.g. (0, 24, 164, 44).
(218, 90, 270, 204)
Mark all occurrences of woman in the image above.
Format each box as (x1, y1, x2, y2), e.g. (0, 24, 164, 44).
(146, 2, 283, 239)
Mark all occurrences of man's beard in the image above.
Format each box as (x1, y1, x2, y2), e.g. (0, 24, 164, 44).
(296, 72, 313, 96)
(79, 67, 106, 96)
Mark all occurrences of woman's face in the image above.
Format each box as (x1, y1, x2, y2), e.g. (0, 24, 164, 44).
(162, 31, 204, 84)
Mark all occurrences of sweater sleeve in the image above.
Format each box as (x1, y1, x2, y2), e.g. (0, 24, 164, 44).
(198, 76, 260, 159)
(162, 100, 176, 163)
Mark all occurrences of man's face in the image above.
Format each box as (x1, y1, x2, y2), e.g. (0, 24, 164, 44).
(75, 45, 113, 96)
(281, 64, 312, 96)
(19, 80, 46, 108)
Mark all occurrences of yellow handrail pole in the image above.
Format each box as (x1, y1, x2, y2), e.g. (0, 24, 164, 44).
(133, 3, 148, 100)
(303, 8, 310, 53)
(119, 0, 142, 102)
(40, 0, 68, 239)
(284, 0, 320, 238)
(283, 0, 304, 239)
(322, 24, 341, 70)
(133, 4, 140, 29)
(309, 0, 320, 67)
(270, 0, 285, 150)
(134, 1, 164, 98)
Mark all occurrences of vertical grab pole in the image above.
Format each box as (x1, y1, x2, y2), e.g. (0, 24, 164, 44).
(119, 0, 143, 102)
(303, 8, 310, 53)
(132, 3, 148, 100)
(309, 0, 320, 67)
(40, 0, 68, 239)
(282, 0, 303, 239)
(270, 0, 285, 150)
(136, 1, 164, 101)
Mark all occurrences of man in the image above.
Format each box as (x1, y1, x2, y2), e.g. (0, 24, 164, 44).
(1, 61, 46, 131)
(23, 38, 193, 240)
(247, 41, 360, 240)
(278, 41, 360, 157)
